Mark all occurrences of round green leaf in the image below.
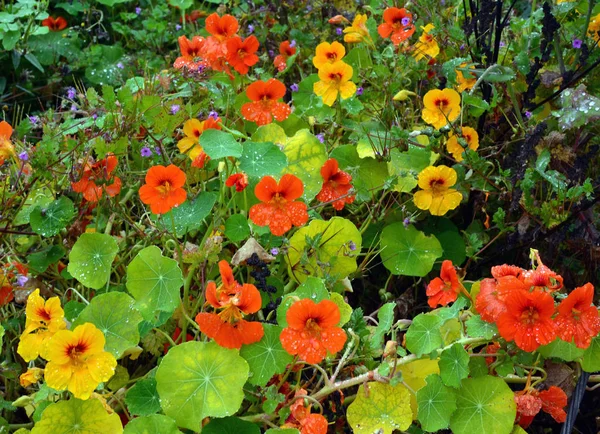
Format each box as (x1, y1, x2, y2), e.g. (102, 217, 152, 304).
(154, 193, 216, 236)
(282, 129, 328, 201)
(465, 314, 498, 340)
(201, 129, 243, 159)
(225, 214, 251, 242)
(439, 343, 470, 388)
(31, 399, 123, 434)
(68, 233, 119, 289)
(538, 338, 585, 362)
(13, 187, 53, 226)
(203, 417, 260, 434)
(405, 313, 444, 357)
(156, 341, 249, 431)
(30, 196, 75, 237)
(126, 378, 161, 417)
(582, 335, 600, 372)
(126, 246, 183, 321)
(286, 217, 361, 284)
(423, 218, 467, 266)
(330, 292, 352, 326)
(240, 141, 287, 177)
(346, 382, 412, 434)
(123, 415, 181, 434)
(380, 224, 443, 277)
(449, 376, 516, 434)
(251, 124, 287, 146)
(240, 324, 294, 387)
(416, 374, 457, 432)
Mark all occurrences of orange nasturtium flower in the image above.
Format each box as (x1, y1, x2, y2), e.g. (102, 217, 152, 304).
(496, 289, 557, 352)
(446, 126, 479, 161)
(226, 35, 260, 75)
(241, 78, 291, 126)
(17, 289, 67, 362)
(413, 24, 440, 60)
(413, 165, 463, 216)
(312, 41, 346, 70)
(456, 63, 477, 92)
(20, 367, 44, 387)
(42, 323, 117, 400)
(422, 88, 461, 129)
(249, 174, 309, 236)
(283, 388, 328, 434)
(173, 35, 206, 70)
(42, 16, 67, 31)
(313, 60, 357, 106)
(0, 120, 15, 165)
(71, 154, 122, 202)
(195, 260, 264, 349)
(280, 299, 347, 364)
(515, 386, 568, 428)
(274, 40, 297, 72)
(316, 158, 355, 210)
(343, 13, 371, 44)
(139, 165, 187, 214)
(202, 13, 239, 75)
(226, 172, 249, 192)
(554, 283, 600, 349)
(177, 117, 222, 167)
(426, 260, 461, 308)
(378, 7, 416, 46)
(205, 13, 239, 41)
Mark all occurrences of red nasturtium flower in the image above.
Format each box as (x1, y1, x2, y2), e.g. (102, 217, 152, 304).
(202, 13, 238, 70)
(226, 35, 260, 75)
(71, 154, 122, 202)
(515, 386, 568, 428)
(42, 16, 67, 31)
(241, 78, 291, 126)
(173, 36, 206, 70)
(522, 263, 564, 291)
(249, 174, 308, 236)
(426, 260, 461, 308)
(0, 120, 15, 165)
(316, 158, 355, 210)
(555, 283, 600, 349)
(377, 8, 416, 45)
(475, 265, 524, 322)
(496, 289, 557, 352)
(139, 165, 187, 215)
(280, 299, 347, 364)
(226, 173, 249, 192)
(274, 40, 297, 71)
(195, 260, 264, 349)
(283, 388, 328, 434)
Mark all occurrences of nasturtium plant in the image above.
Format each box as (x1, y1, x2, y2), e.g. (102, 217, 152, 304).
(438, 343, 470, 388)
(153, 193, 217, 236)
(201, 129, 243, 160)
(31, 399, 123, 434)
(68, 233, 119, 289)
(123, 414, 181, 434)
(417, 374, 457, 432)
(29, 196, 75, 237)
(202, 417, 261, 434)
(405, 313, 444, 357)
(239, 141, 287, 178)
(125, 378, 161, 417)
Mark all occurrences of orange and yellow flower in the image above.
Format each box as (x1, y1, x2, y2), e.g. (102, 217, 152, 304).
(195, 260, 264, 349)
(20, 367, 44, 387)
(422, 88, 461, 129)
(456, 63, 477, 92)
(343, 14, 371, 44)
(426, 260, 461, 308)
(274, 40, 297, 72)
(280, 299, 347, 364)
(446, 126, 479, 161)
(173, 35, 206, 70)
(413, 24, 439, 60)
(588, 13, 600, 44)
(313, 61, 356, 106)
(42, 323, 117, 400)
(283, 388, 328, 434)
(71, 154, 122, 202)
(0, 121, 15, 165)
(17, 289, 67, 362)
(413, 165, 463, 216)
(312, 41, 346, 70)
(377, 7, 415, 46)
(226, 173, 249, 192)
(226, 35, 260, 75)
(241, 78, 291, 126)
(316, 158, 355, 210)
(554, 283, 600, 349)
(177, 117, 221, 165)
(139, 165, 187, 214)
(249, 174, 309, 236)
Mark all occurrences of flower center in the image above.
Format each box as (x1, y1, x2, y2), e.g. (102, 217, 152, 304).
(424, 34, 434, 43)
(326, 52, 337, 60)
(66, 341, 89, 361)
(156, 181, 172, 197)
(328, 72, 344, 82)
(434, 98, 449, 109)
(303, 318, 322, 339)
(271, 193, 287, 208)
(36, 307, 52, 322)
(219, 304, 244, 324)
(520, 307, 540, 325)
(428, 178, 446, 189)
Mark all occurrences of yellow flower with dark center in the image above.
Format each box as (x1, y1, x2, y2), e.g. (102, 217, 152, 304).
(413, 165, 463, 216)
(421, 88, 461, 129)
(589, 13, 600, 44)
(446, 126, 479, 161)
(413, 24, 439, 60)
(20, 367, 44, 387)
(456, 63, 477, 92)
(177, 117, 221, 161)
(313, 61, 357, 106)
(17, 289, 67, 362)
(313, 41, 346, 70)
(343, 14, 371, 43)
(42, 323, 117, 400)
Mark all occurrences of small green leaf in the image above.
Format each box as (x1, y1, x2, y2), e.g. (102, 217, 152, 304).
(582, 335, 600, 372)
(30, 196, 75, 237)
(239, 141, 287, 177)
(202, 417, 260, 434)
(466, 315, 498, 340)
(225, 214, 251, 242)
(31, 399, 123, 434)
(439, 343, 470, 388)
(68, 233, 119, 290)
(125, 378, 161, 417)
(388, 146, 434, 193)
(416, 374, 457, 432)
(27, 245, 65, 273)
(154, 193, 217, 236)
(370, 302, 395, 350)
(201, 129, 242, 159)
(405, 313, 444, 357)
(123, 414, 181, 434)
(282, 129, 328, 201)
(330, 292, 352, 326)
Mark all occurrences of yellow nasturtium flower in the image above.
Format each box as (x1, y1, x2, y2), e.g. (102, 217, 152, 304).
(588, 13, 600, 44)
(456, 63, 477, 92)
(42, 323, 117, 400)
(177, 117, 221, 161)
(20, 367, 44, 387)
(313, 41, 346, 70)
(17, 289, 67, 362)
(413, 165, 463, 216)
(313, 61, 357, 106)
(421, 88, 461, 129)
(343, 14, 371, 43)
(413, 24, 439, 61)
(446, 127, 480, 161)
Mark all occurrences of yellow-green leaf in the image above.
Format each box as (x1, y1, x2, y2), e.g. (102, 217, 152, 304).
(282, 129, 327, 201)
(31, 399, 123, 434)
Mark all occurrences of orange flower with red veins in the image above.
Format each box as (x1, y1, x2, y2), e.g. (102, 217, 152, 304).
(139, 165, 187, 214)
(475, 265, 525, 322)
(195, 260, 264, 349)
(522, 264, 563, 291)
(491, 264, 524, 279)
(249, 174, 308, 236)
(378, 8, 415, 45)
(426, 260, 461, 308)
(241, 79, 291, 126)
(280, 299, 347, 364)
(71, 154, 122, 202)
(283, 389, 328, 434)
(226, 173, 249, 192)
(173, 36, 207, 70)
(226, 35, 260, 75)
(202, 13, 238, 76)
(316, 158, 355, 210)
(274, 40, 297, 71)
(42, 16, 67, 31)
(205, 13, 238, 41)
(555, 283, 600, 348)
(496, 289, 557, 352)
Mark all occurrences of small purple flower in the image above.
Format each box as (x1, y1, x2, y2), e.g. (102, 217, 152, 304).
(290, 40, 297, 48)
(499, 41, 506, 48)
(248, 24, 254, 34)
(290, 83, 299, 92)
(16, 275, 28, 286)
(356, 86, 364, 96)
(66, 87, 76, 99)
(18, 151, 28, 161)
(175, 24, 182, 31)
(348, 241, 356, 251)
(460, 44, 466, 51)
(336, 27, 343, 36)
(92, 113, 98, 120)
(116, 62, 124, 69)
(154, 146, 161, 155)
(70, 104, 77, 112)
(316, 133, 325, 143)
(135, 6, 142, 15)
(28, 115, 39, 127)
(270, 247, 279, 256)
(403, 218, 411, 228)
(140, 146, 152, 157)
(170, 104, 181, 115)
(573, 39, 583, 49)
(208, 111, 219, 120)
(525, 111, 532, 119)
(401, 17, 411, 26)
(268, 49, 275, 58)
